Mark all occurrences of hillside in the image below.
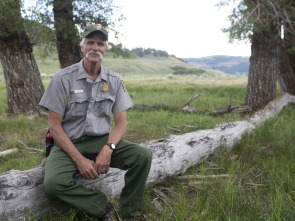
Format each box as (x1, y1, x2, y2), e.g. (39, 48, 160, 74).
(102, 55, 232, 78)
(181, 55, 249, 76)
(0, 54, 236, 80)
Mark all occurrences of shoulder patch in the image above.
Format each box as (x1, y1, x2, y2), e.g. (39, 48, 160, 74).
(121, 80, 126, 92)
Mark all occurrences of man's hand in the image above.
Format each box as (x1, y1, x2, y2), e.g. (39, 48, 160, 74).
(76, 157, 99, 180)
(94, 146, 113, 174)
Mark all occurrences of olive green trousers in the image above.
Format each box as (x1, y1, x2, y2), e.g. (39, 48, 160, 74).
(43, 135, 152, 218)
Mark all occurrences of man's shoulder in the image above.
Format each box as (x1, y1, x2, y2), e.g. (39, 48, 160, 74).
(54, 62, 80, 78)
(102, 66, 121, 80)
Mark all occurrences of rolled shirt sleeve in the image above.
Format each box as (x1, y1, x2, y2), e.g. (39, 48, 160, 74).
(112, 78, 134, 115)
(39, 71, 69, 116)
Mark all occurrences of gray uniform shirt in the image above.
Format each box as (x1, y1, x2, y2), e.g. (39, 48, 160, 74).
(39, 59, 134, 140)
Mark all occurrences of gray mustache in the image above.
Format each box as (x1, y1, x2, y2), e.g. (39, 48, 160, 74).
(86, 50, 103, 59)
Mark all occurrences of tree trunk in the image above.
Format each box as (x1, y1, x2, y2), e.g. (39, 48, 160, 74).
(245, 29, 280, 110)
(277, 23, 295, 95)
(0, 1, 44, 115)
(1, 93, 295, 221)
(53, 0, 81, 68)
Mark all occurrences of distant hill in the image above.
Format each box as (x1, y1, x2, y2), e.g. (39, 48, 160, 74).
(181, 55, 249, 76)
(102, 56, 233, 78)
(0, 54, 238, 80)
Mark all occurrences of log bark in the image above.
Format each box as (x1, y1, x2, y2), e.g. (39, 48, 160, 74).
(0, 148, 18, 157)
(1, 94, 295, 221)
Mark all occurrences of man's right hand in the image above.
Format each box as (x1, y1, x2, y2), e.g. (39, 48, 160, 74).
(49, 110, 100, 180)
(76, 157, 100, 180)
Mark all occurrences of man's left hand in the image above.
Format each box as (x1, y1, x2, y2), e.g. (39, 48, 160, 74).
(94, 145, 113, 174)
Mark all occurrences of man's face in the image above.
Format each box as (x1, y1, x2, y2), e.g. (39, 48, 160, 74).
(81, 33, 108, 64)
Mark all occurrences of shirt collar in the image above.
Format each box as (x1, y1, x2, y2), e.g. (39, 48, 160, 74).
(77, 59, 108, 82)
(77, 59, 88, 80)
(99, 65, 108, 82)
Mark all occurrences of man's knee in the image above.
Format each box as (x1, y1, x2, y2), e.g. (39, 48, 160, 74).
(43, 176, 59, 197)
(137, 146, 152, 167)
(43, 174, 71, 197)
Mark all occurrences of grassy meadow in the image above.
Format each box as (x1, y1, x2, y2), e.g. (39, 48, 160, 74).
(0, 52, 294, 220)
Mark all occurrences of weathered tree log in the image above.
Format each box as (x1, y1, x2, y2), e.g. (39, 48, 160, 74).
(1, 93, 295, 220)
(0, 148, 18, 157)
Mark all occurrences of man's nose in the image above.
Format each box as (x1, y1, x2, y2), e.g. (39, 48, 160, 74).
(91, 43, 99, 50)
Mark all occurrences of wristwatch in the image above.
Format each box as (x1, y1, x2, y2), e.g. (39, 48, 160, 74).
(106, 143, 116, 150)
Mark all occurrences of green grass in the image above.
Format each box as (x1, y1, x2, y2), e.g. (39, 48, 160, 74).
(20, 103, 294, 220)
(126, 83, 246, 108)
(140, 105, 295, 220)
(1, 54, 294, 220)
(0, 81, 247, 172)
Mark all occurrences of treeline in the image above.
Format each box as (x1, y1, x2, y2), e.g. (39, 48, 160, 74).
(131, 48, 169, 57)
(109, 45, 175, 58)
(171, 66, 206, 75)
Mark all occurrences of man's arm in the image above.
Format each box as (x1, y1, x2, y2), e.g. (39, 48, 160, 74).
(48, 110, 99, 180)
(94, 110, 128, 174)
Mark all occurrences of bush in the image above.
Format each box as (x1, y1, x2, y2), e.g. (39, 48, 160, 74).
(171, 66, 206, 75)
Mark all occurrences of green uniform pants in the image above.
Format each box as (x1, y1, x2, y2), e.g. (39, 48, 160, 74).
(43, 135, 152, 218)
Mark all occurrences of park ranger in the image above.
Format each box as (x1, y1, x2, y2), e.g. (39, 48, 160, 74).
(39, 24, 152, 220)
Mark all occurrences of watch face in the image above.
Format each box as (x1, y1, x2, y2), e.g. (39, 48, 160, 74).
(110, 143, 115, 150)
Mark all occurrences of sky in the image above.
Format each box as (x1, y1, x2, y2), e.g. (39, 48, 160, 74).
(109, 0, 251, 58)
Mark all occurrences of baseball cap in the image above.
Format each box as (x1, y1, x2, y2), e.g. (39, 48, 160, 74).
(82, 24, 108, 40)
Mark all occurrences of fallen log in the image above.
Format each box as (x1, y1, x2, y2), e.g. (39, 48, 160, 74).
(0, 148, 18, 157)
(1, 93, 295, 220)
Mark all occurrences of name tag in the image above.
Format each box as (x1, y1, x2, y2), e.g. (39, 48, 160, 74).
(74, 90, 83, 94)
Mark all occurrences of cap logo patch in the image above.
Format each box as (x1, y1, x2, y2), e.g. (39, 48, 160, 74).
(93, 24, 102, 30)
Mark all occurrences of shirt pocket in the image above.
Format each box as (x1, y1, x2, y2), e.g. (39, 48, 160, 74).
(94, 94, 115, 118)
(69, 94, 90, 117)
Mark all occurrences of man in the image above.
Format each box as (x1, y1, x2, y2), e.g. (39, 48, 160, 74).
(39, 24, 152, 220)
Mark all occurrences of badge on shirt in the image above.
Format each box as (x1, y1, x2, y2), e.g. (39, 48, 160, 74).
(102, 85, 109, 92)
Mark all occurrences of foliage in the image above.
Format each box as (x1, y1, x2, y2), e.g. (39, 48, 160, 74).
(108, 43, 133, 58)
(22, 0, 124, 60)
(171, 66, 207, 75)
(220, 0, 295, 42)
(27, 0, 122, 34)
(0, 0, 24, 39)
(23, 19, 56, 60)
(131, 47, 169, 57)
